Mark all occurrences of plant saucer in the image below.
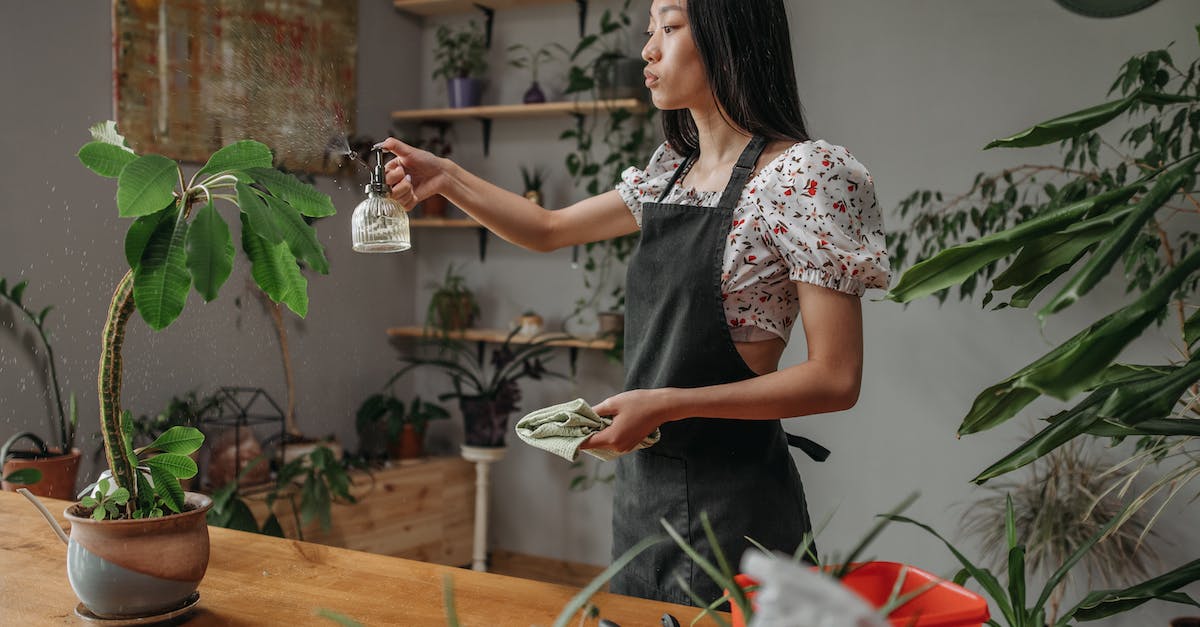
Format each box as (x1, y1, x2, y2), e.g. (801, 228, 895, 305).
(74, 592, 200, 625)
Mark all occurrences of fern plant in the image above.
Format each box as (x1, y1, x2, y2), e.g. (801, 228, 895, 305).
(77, 121, 334, 518)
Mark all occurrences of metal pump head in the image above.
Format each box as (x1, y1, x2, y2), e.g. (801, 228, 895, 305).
(366, 148, 389, 196)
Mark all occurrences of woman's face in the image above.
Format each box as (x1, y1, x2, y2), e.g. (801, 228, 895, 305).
(642, 0, 708, 111)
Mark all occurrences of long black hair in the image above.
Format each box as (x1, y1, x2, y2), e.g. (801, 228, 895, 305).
(661, 0, 810, 155)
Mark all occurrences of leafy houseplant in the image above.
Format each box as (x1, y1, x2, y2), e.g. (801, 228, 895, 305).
(508, 42, 567, 104)
(355, 393, 450, 460)
(0, 277, 79, 497)
(885, 27, 1200, 624)
(53, 120, 335, 618)
(388, 329, 569, 447)
(520, 164, 546, 206)
(432, 21, 489, 108)
(425, 263, 479, 333)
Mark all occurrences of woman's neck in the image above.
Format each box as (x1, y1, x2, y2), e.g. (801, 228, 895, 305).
(690, 100, 751, 165)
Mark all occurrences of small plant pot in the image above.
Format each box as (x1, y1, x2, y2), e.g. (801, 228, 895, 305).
(597, 311, 624, 337)
(281, 437, 343, 466)
(460, 397, 511, 448)
(64, 492, 213, 619)
(514, 312, 544, 336)
(433, 293, 477, 331)
(2, 447, 81, 500)
(523, 81, 546, 104)
(523, 189, 543, 207)
(386, 424, 425, 460)
(421, 194, 449, 218)
(447, 77, 484, 108)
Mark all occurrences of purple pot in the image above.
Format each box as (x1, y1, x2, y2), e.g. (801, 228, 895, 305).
(448, 78, 484, 108)
(523, 82, 546, 104)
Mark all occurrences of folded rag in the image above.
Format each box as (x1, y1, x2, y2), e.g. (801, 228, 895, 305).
(515, 398, 660, 462)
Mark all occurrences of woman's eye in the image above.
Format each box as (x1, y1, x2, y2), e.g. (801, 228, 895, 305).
(662, 25, 674, 34)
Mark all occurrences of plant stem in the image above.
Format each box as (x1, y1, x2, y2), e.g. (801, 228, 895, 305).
(0, 287, 68, 451)
(98, 269, 138, 497)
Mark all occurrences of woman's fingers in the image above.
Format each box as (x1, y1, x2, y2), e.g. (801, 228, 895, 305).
(391, 174, 417, 210)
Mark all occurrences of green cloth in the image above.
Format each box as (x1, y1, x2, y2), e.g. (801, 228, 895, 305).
(514, 398, 661, 462)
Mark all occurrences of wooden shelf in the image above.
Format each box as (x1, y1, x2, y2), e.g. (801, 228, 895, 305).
(391, 99, 648, 123)
(410, 217, 480, 228)
(387, 326, 615, 351)
(393, 0, 570, 17)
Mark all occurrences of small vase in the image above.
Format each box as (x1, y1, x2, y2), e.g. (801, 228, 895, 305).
(523, 189, 542, 207)
(447, 77, 484, 108)
(523, 82, 546, 104)
(2, 447, 81, 500)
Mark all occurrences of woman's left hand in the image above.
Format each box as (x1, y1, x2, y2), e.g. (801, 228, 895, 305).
(582, 388, 681, 453)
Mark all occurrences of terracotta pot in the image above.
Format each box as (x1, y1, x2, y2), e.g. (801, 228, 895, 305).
(434, 293, 476, 331)
(421, 194, 449, 218)
(386, 424, 425, 460)
(597, 311, 624, 337)
(2, 448, 81, 500)
(460, 397, 511, 448)
(64, 492, 212, 619)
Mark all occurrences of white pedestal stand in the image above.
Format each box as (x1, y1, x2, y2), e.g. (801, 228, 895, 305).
(460, 444, 507, 572)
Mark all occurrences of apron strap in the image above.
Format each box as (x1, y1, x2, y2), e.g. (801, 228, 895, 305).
(656, 152, 697, 203)
(716, 135, 768, 210)
(786, 433, 830, 463)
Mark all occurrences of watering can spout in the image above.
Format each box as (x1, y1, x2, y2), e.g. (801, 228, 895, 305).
(18, 488, 70, 545)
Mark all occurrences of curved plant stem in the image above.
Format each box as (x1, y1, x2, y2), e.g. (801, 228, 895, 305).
(0, 283, 69, 450)
(98, 269, 137, 496)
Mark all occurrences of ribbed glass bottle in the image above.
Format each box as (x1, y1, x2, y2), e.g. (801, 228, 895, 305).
(351, 192, 410, 253)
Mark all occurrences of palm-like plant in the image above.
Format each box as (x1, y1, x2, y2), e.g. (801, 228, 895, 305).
(77, 121, 334, 518)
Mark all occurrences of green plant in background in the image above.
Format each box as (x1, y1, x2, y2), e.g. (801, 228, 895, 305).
(507, 42, 567, 86)
(961, 441, 1156, 624)
(77, 120, 334, 518)
(888, 496, 1200, 626)
(887, 27, 1200, 535)
(130, 391, 218, 448)
(520, 164, 545, 195)
(424, 263, 480, 334)
(0, 277, 78, 486)
(431, 21, 488, 81)
(355, 393, 449, 459)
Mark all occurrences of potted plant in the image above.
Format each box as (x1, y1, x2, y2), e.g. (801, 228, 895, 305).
(387, 329, 569, 448)
(1, 277, 80, 499)
(355, 393, 450, 460)
(520, 165, 546, 206)
(425, 263, 479, 334)
(568, 0, 644, 101)
(508, 42, 567, 104)
(19, 121, 335, 620)
(432, 21, 489, 108)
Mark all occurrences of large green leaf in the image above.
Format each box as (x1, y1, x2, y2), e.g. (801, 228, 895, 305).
(1038, 155, 1200, 321)
(960, 247, 1200, 434)
(145, 452, 198, 479)
(117, 154, 179, 218)
(1065, 560, 1200, 620)
(1034, 507, 1130, 618)
(3, 468, 42, 485)
(148, 463, 185, 513)
(1085, 417, 1200, 438)
(1185, 308, 1200, 347)
(984, 93, 1137, 149)
(195, 140, 272, 180)
(185, 201, 234, 302)
(886, 185, 1139, 303)
(263, 195, 329, 273)
(133, 207, 191, 330)
(124, 206, 173, 269)
(241, 214, 308, 318)
(78, 142, 137, 178)
(236, 181, 284, 244)
(244, 167, 336, 218)
(143, 426, 204, 456)
(990, 205, 1132, 292)
(1095, 352, 1200, 425)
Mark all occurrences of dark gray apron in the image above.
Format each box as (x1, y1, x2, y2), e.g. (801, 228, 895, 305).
(610, 136, 828, 607)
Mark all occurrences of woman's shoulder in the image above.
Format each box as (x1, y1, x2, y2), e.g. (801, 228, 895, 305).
(774, 139, 869, 174)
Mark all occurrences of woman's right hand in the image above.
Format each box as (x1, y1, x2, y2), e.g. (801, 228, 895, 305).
(377, 138, 453, 211)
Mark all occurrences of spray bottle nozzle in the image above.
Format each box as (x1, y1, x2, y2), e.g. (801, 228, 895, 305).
(366, 148, 389, 196)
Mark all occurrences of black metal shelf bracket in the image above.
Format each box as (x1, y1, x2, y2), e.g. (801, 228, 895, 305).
(476, 226, 489, 261)
(576, 0, 588, 37)
(473, 3, 497, 48)
(478, 117, 493, 156)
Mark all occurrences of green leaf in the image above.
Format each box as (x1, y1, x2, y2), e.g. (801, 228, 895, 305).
(1068, 559, 1200, 621)
(3, 468, 43, 485)
(1137, 91, 1199, 106)
(133, 207, 191, 331)
(237, 182, 284, 244)
(244, 167, 336, 218)
(143, 426, 205, 456)
(124, 206, 173, 269)
(148, 463, 185, 513)
(88, 120, 133, 150)
(1034, 506, 1130, 615)
(552, 535, 666, 627)
(145, 453, 198, 479)
(261, 513, 285, 537)
(241, 214, 309, 318)
(886, 185, 1139, 304)
(78, 142, 138, 178)
(36, 305, 52, 327)
(263, 194, 329, 273)
(1038, 155, 1200, 321)
(117, 154, 179, 218)
(990, 205, 1131, 292)
(985, 93, 1138, 149)
(1184, 303, 1200, 347)
(185, 201, 234, 302)
(196, 140, 272, 180)
(10, 281, 26, 306)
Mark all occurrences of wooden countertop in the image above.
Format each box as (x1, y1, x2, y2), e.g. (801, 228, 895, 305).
(0, 490, 721, 625)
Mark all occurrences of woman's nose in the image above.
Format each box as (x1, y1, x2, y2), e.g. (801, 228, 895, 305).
(642, 37, 659, 63)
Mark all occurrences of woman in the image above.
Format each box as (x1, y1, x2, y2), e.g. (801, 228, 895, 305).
(379, 0, 890, 606)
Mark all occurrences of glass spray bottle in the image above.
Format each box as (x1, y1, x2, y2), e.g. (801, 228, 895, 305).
(351, 148, 411, 253)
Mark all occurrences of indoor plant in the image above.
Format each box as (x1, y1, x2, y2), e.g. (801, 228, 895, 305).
(520, 164, 546, 206)
(0, 277, 80, 498)
(41, 120, 334, 619)
(508, 42, 567, 104)
(387, 329, 569, 448)
(425, 263, 479, 334)
(355, 392, 450, 460)
(432, 21, 488, 108)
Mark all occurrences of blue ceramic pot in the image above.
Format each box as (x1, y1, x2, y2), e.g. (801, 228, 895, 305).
(448, 78, 484, 108)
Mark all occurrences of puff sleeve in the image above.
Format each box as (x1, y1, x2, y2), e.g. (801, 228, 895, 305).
(615, 142, 688, 227)
(757, 142, 891, 296)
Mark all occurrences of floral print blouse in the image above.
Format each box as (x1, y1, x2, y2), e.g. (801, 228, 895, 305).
(616, 140, 891, 343)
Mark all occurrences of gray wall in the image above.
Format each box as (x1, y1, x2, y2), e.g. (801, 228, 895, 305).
(2, 1, 1197, 625)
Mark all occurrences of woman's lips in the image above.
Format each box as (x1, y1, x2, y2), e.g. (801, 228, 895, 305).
(645, 71, 659, 87)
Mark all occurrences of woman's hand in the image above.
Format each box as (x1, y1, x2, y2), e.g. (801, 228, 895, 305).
(582, 388, 682, 453)
(377, 137, 453, 210)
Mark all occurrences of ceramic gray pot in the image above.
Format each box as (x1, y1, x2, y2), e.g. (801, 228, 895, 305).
(448, 77, 484, 108)
(64, 492, 212, 618)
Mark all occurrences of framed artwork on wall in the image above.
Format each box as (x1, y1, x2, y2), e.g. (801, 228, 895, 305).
(113, 0, 357, 174)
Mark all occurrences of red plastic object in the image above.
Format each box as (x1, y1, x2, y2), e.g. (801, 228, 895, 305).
(728, 562, 990, 627)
